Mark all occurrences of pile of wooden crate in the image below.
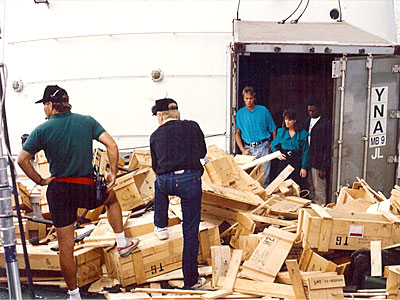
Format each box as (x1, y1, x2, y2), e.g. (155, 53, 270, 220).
(3, 145, 400, 299)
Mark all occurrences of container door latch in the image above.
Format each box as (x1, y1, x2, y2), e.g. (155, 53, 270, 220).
(387, 155, 399, 164)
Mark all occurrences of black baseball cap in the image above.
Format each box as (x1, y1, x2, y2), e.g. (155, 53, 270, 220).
(151, 98, 178, 115)
(35, 85, 69, 104)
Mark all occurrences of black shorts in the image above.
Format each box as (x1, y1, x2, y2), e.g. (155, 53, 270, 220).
(46, 181, 108, 228)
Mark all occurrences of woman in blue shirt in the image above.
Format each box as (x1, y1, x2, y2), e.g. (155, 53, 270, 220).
(272, 108, 309, 190)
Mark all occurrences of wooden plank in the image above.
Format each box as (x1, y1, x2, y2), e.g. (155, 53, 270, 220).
(233, 154, 256, 165)
(131, 251, 147, 284)
(305, 251, 337, 272)
(285, 260, 307, 300)
(210, 157, 236, 186)
(386, 266, 400, 297)
(240, 151, 282, 171)
(147, 266, 212, 283)
(265, 165, 294, 195)
(275, 271, 337, 285)
(210, 246, 231, 288)
(315, 214, 341, 260)
(244, 213, 297, 227)
(307, 275, 345, 300)
(370, 240, 382, 277)
(151, 295, 255, 299)
(201, 249, 243, 300)
(135, 288, 207, 295)
(307, 275, 345, 290)
(150, 282, 162, 297)
(238, 234, 263, 261)
(218, 277, 295, 299)
(199, 229, 211, 265)
(241, 227, 297, 282)
(221, 249, 243, 290)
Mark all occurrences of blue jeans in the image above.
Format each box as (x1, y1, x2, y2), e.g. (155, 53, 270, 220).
(154, 169, 202, 288)
(244, 140, 271, 188)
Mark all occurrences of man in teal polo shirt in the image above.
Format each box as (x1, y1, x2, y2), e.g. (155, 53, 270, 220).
(18, 85, 139, 300)
(235, 86, 277, 188)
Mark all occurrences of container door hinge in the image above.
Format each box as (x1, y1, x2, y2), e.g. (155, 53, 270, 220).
(332, 61, 342, 78)
(389, 110, 400, 119)
(392, 65, 400, 73)
(388, 155, 399, 164)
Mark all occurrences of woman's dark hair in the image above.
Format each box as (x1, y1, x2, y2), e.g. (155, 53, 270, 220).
(282, 108, 302, 131)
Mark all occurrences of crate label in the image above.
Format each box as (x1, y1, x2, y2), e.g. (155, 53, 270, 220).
(348, 225, 364, 238)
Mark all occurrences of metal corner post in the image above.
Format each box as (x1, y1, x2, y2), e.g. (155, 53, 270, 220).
(0, 70, 23, 299)
(362, 54, 373, 179)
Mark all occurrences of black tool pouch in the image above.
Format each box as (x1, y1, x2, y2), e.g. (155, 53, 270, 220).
(93, 166, 109, 204)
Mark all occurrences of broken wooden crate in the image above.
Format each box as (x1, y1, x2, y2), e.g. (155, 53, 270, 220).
(299, 204, 400, 252)
(113, 167, 155, 211)
(0, 244, 103, 287)
(203, 145, 266, 200)
(105, 222, 220, 286)
(124, 210, 180, 237)
(201, 180, 264, 224)
(128, 149, 152, 170)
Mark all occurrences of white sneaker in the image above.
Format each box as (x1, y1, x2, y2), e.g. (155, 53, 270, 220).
(117, 237, 139, 257)
(191, 277, 207, 289)
(154, 226, 169, 240)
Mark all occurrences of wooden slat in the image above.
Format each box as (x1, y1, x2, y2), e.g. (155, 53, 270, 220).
(240, 151, 282, 171)
(201, 250, 243, 300)
(211, 246, 231, 288)
(265, 165, 295, 195)
(131, 251, 147, 284)
(286, 260, 307, 299)
(218, 277, 295, 298)
(370, 240, 382, 277)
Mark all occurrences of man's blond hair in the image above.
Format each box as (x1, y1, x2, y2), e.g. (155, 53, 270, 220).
(242, 86, 256, 97)
(158, 103, 180, 121)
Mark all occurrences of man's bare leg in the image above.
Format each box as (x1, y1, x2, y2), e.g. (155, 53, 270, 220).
(104, 191, 123, 233)
(56, 224, 77, 289)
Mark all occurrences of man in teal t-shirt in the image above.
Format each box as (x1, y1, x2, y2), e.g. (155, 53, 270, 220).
(235, 86, 277, 187)
(18, 85, 139, 300)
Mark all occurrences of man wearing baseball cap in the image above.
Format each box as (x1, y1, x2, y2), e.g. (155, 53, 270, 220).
(150, 98, 207, 289)
(18, 85, 139, 300)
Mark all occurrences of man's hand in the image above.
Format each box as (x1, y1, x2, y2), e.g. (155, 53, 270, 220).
(105, 172, 116, 192)
(318, 170, 326, 179)
(278, 154, 287, 160)
(241, 149, 251, 156)
(40, 177, 55, 186)
(300, 169, 307, 178)
(18, 150, 54, 186)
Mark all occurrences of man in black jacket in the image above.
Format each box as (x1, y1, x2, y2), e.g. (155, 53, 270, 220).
(305, 99, 331, 205)
(150, 98, 207, 289)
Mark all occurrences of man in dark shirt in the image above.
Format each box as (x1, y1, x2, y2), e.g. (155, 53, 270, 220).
(304, 99, 330, 205)
(150, 98, 207, 289)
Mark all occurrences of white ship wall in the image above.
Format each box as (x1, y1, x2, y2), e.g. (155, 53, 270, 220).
(1, 0, 398, 155)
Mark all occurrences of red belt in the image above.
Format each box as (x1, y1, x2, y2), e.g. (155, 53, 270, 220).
(54, 177, 95, 185)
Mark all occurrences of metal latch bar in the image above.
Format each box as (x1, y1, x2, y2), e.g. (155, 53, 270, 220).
(388, 155, 399, 164)
(392, 65, 400, 73)
(389, 110, 400, 119)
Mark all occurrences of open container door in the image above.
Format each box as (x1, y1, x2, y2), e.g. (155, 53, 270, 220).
(332, 55, 400, 199)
